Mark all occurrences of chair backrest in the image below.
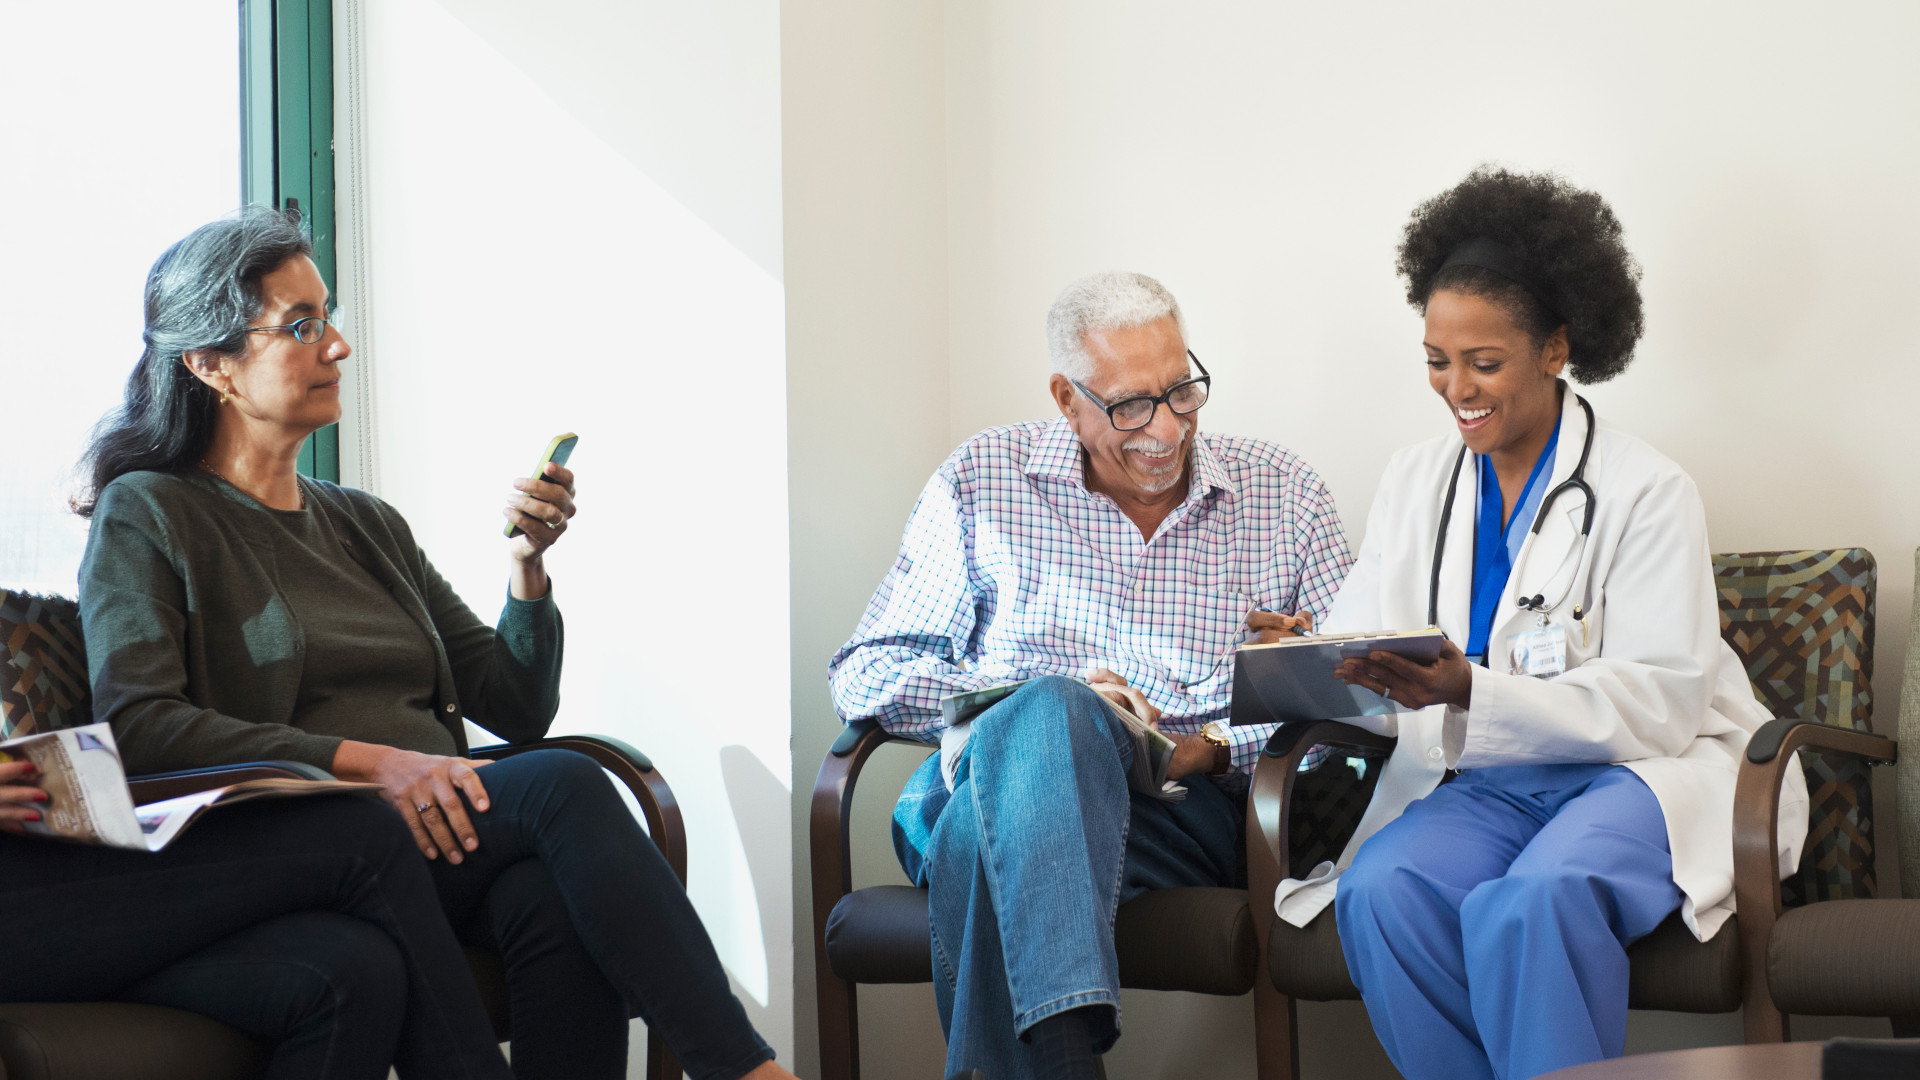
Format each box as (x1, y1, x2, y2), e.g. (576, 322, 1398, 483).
(1896, 549, 1920, 901)
(0, 589, 91, 740)
(1712, 549, 1876, 905)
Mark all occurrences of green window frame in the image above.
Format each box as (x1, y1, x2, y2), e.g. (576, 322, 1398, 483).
(242, 0, 338, 482)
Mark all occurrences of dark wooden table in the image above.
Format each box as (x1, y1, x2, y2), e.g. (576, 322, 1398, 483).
(1540, 1042, 1821, 1079)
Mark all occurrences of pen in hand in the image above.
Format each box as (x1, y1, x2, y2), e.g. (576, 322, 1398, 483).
(1240, 607, 1315, 646)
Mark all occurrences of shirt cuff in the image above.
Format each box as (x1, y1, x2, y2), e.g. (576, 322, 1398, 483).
(500, 585, 561, 631)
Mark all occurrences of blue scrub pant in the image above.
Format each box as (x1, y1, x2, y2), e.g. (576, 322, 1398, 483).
(890, 677, 1242, 1080)
(1335, 764, 1680, 1080)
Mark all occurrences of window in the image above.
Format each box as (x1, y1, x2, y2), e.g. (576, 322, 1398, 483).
(0, 2, 341, 594)
(0, 2, 243, 593)
(245, 0, 340, 482)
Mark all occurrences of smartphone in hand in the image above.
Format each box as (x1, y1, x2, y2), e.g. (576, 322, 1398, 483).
(505, 433, 579, 538)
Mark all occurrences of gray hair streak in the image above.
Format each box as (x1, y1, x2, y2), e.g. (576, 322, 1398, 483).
(74, 205, 313, 516)
(1045, 271, 1186, 382)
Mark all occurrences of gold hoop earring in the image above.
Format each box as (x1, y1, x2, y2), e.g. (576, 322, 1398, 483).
(218, 388, 232, 406)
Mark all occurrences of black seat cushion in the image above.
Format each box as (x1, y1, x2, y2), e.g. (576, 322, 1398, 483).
(0, 949, 518, 1080)
(1627, 911, 1743, 1013)
(1266, 906, 1358, 1001)
(826, 885, 1255, 995)
(1270, 909, 1740, 1013)
(0, 1003, 268, 1080)
(825, 886, 938, 984)
(1769, 899, 1920, 1017)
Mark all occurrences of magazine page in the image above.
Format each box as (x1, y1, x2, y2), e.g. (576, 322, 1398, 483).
(0, 724, 145, 849)
(134, 787, 229, 852)
(939, 680, 1183, 801)
(133, 778, 381, 852)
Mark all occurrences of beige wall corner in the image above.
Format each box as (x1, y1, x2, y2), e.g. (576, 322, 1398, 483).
(782, 0, 955, 1076)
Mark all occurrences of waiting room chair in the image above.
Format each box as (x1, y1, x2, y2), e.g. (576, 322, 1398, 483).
(0, 588, 688, 1080)
(1760, 546, 1920, 1034)
(811, 717, 1280, 1080)
(1244, 548, 1887, 1077)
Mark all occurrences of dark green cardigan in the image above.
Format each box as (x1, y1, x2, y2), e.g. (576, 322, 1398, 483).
(78, 470, 563, 774)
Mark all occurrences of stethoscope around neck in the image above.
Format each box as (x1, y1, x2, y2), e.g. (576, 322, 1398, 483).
(1425, 392, 1598, 630)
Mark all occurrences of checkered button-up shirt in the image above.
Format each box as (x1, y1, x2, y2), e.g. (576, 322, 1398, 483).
(827, 417, 1353, 773)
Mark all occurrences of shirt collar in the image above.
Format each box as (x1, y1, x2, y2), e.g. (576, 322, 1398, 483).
(1025, 416, 1239, 502)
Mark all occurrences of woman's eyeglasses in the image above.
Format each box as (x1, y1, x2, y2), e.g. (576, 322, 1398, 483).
(246, 315, 334, 345)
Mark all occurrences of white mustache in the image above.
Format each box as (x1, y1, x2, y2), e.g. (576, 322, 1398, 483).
(1122, 420, 1192, 460)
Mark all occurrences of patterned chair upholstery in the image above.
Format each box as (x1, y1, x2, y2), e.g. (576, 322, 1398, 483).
(1248, 549, 1884, 1075)
(0, 591, 90, 739)
(0, 588, 690, 1080)
(1759, 549, 1919, 1034)
(1713, 549, 1878, 907)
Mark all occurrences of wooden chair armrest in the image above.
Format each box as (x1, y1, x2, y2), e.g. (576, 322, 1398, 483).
(470, 735, 686, 886)
(809, 720, 931, 953)
(128, 761, 335, 804)
(1245, 720, 1398, 918)
(1732, 718, 1898, 1042)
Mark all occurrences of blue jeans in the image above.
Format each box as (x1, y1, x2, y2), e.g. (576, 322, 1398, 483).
(1335, 764, 1681, 1080)
(892, 677, 1242, 1080)
(426, 749, 774, 1080)
(0, 793, 512, 1080)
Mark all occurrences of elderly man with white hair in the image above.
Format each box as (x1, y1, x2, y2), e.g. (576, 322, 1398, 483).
(828, 272, 1352, 1080)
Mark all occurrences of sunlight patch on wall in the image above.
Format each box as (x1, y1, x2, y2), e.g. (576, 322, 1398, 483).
(360, 0, 790, 1010)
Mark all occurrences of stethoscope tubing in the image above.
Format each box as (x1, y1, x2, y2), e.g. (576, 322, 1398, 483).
(1426, 393, 1598, 630)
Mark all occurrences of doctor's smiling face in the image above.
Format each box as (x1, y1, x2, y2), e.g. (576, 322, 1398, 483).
(1423, 288, 1568, 468)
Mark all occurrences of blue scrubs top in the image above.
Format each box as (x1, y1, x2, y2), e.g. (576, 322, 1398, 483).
(1465, 412, 1562, 663)
(1466, 412, 1607, 793)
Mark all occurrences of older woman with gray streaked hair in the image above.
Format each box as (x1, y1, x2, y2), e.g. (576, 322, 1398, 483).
(74, 206, 800, 1080)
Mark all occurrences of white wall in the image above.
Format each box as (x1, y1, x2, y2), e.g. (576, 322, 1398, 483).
(0, 0, 240, 595)
(353, 0, 793, 1071)
(781, 0, 955, 1074)
(786, 1, 1920, 1077)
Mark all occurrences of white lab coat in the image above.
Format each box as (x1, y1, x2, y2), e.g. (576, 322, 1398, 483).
(1275, 387, 1809, 942)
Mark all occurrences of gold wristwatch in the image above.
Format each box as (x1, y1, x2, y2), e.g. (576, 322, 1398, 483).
(1200, 720, 1232, 775)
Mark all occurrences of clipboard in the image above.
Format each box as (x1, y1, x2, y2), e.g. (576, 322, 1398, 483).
(1230, 628, 1447, 724)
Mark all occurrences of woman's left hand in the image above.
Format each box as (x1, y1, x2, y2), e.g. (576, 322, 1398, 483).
(1336, 638, 1474, 710)
(504, 462, 577, 562)
(0, 760, 47, 835)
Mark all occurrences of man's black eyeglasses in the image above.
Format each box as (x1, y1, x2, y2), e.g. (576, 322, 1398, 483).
(1070, 351, 1211, 432)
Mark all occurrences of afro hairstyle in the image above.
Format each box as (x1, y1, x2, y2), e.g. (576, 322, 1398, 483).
(1396, 166, 1645, 383)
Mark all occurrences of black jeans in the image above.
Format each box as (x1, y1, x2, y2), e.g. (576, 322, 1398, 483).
(0, 793, 511, 1080)
(428, 749, 773, 1080)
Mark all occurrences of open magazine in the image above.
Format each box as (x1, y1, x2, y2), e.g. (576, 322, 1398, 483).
(940, 680, 1184, 801)
(0, 722, 379, 852)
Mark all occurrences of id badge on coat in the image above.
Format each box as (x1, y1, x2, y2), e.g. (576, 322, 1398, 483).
(1508, 621, 1567, 678)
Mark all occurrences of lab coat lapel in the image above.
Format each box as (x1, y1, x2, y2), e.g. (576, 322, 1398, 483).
(1434, 445, 1477, 645)
(1486, 386, 1591, 654)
